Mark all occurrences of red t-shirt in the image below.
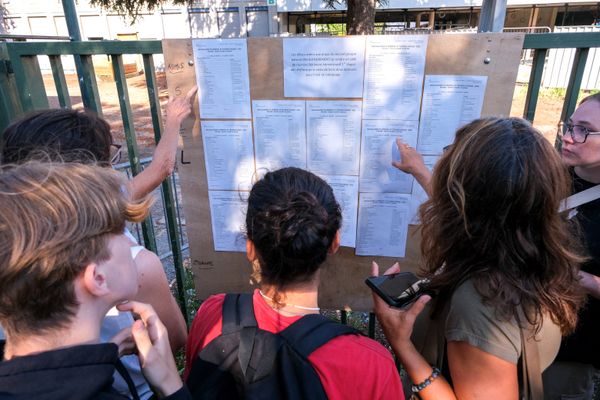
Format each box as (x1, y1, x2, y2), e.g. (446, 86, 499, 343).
(185, 290, 404, 400)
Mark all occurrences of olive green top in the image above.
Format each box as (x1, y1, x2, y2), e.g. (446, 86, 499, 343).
(413, 279, 561, 371)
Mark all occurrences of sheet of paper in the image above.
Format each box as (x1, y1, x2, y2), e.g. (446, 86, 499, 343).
(201, 121, 255, 191)
(283, 37, 366, 98)
(409, 155, 439, 224)
(193, 39, 251, 119)
(208, 191, 248, 252)
(363, 35, 428, 120)
(306, 101, 362, 175)
(252, 100, 306, 172)
(319, 174, 359, 248)
(417, 75, 487, 155)
(359, 120, 419, 193)
(356, 192, 411, 257)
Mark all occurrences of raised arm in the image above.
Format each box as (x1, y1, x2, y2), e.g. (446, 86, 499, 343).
(128, 86, 197, 200)
(392, 138, 433, 197)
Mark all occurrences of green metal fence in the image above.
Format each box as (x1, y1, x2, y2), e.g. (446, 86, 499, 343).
(0, 31, 599, 333)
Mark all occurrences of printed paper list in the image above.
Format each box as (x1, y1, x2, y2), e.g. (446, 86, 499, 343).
(208, 191, 248, 252)
(201, 121, 255, 191)
(360, 120, 419, 193)
(363, 36, 428, 120)
(252, 100, 306, 171)
(306, 101, 362, 176)
(319, 174, 359, 248)
(417, 75, 487, 155)
(356, 192, 411, 257)
(193, 39, 251, 119)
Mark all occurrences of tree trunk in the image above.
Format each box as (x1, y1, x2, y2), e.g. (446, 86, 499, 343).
(346, 0, 376, 35)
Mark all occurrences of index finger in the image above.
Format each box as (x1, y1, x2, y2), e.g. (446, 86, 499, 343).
(371, 261, 380, 277)
(185, 85, 198, 101)
(117, 301, 157, 324)
(117, 301, 165, 341)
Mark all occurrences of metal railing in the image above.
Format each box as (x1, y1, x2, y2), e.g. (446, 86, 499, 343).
(1, 31, 600, 334)
(521, 32, 600, 124)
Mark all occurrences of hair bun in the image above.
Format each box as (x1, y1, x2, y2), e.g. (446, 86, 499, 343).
(276, 191, 330, 259)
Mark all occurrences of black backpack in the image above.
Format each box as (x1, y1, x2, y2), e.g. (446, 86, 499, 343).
(186, 293, 360, 400)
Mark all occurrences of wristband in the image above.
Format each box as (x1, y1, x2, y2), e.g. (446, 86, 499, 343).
(411, 367, 441, 394)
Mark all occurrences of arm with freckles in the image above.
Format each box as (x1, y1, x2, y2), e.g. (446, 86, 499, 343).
(128, 86, 197, 200)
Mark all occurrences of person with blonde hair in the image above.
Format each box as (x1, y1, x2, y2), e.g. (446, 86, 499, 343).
(0, 162, 190, 400)
(373, 117, 583, 399)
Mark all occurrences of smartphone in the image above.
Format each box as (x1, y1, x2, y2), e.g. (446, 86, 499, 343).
(365, 272, 431, 308)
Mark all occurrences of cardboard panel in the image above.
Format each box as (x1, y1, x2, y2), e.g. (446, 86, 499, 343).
(425, 33, 525, 117)
(162, 33, 525, 311)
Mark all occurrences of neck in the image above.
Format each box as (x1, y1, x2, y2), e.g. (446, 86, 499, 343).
(575, 165, 600, 184)
(4, 301, 109, 360)
(261, 271, 320, 315)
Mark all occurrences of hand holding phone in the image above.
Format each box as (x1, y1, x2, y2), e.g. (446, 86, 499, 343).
(366, 272, 431, 308)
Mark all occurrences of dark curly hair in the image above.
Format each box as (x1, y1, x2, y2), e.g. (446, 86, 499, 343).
(246, 167, 341, 290)
(1, 108, 112, 165)
(420, 117, 584, 334)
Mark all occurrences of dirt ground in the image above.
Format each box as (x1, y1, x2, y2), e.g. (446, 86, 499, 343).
(42, 71, 568, 159)
(43, 71, 170, 159)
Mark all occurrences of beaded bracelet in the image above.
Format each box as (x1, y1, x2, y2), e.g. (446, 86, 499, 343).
(411, 367, 441, 394)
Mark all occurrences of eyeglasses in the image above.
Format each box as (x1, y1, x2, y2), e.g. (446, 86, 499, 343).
(109, 143, 122, 165)
(558, 122, 600, 144)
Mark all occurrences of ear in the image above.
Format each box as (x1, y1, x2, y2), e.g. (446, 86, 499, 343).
(328, 230, 341, 255)
(81, 262, 111, 297)
(246, 239, 257, 263)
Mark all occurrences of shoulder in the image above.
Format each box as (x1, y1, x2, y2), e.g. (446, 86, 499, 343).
(195, 294, 227, 320)
(189, 294, 226, 336)
(185, 294, 227, 379)
(445, 280, 521, 364)
(318, 333, 395, 363)
(309, 333, 403, 399)
(131, 249, 171, 302)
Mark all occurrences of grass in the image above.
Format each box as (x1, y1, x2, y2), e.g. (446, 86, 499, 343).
(175, 258, 200, 373)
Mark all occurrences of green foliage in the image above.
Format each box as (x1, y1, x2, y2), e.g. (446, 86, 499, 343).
(544, 87, 567, 99)
(314, 23, 346, 36)
(183, 258, 201, 321)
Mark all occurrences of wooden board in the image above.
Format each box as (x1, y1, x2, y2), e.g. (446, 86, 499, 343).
(162, 33, 524, 311)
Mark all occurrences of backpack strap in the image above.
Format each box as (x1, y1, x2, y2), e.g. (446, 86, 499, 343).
(221, 293, 257, 335)
(517, 308, 543, 400)
(278, 314, 359, 358)
(114, 358, 141, 400)
(559, 184, 600, 213)
(222, 293, 261, 383)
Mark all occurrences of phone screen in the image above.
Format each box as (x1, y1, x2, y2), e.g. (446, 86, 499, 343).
(377, 273, 420, 299)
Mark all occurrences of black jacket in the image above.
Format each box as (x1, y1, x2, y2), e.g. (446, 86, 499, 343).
(0, 342, 191, 400)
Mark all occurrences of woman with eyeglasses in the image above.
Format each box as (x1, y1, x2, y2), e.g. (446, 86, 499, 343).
(543, 93, 600, 400)
(0, 86, 197, 400)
